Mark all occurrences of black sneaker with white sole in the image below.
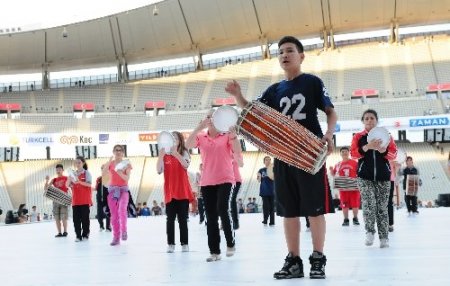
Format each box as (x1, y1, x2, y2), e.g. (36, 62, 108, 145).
(273, 252, 304, 279)
(309, 251, 327, 279)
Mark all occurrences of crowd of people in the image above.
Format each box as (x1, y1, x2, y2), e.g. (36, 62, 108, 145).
(1, 35, 436, 282)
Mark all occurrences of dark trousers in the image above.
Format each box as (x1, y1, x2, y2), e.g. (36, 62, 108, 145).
(73, 205, 90, 239)
(405, 194, 418, 212)
(202, 183, 235, 254)
(198, 197, 205, 223)
(388, 181, 394, 226)
(261, 195, 275, 224)
(96, 196, 110, 229)
(166, 199, 189, 245)
(230, 182, 241, 229)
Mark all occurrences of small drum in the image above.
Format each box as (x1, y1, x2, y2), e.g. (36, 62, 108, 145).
(333, 177, 358, 190)
(394, 148, 406, 164)
(114, 159, 130, 172)
(44, 186, 72, 206)
(237, 101, 328, 175)
(67, 169, 78, 182)
(157, 131, 175, 153)
(367, 127, 390, 148)
(212, 105, 239, 133)
(406, 175, 420, 196)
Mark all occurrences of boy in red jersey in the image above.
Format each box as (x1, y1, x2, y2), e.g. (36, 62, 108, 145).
(44, 164, 69, 238)
(329, 147, 360, 226)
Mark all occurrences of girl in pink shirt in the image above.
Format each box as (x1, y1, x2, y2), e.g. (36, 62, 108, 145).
(102, 145, 132, 246)
(186, 110, 242, 262)
(157, 131, 194, 253)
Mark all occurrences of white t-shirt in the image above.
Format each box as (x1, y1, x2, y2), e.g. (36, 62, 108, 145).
(30, 210, 39, 222)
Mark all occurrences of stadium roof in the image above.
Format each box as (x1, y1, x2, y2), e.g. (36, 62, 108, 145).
(0, 0, 449, 74)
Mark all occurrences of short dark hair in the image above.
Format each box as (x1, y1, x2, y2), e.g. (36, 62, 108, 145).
(278, 36, 304, 53)
(340, 147, 349, 152)
(56, 164, 64, 169)
(361, 109, 379, 122)
(406, 156, 413, 161)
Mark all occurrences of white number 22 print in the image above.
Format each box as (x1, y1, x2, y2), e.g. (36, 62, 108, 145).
(279, 93, 306, 120)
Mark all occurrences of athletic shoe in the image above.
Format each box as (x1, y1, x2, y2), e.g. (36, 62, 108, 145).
(206, 254, 221, 262)
(226, 246, 236, 257)
(233, 222, 239, 230)
(353, 218, 360, 225)
(413, 211, 419, 214)
(309, 251, 327, 279)
(82, 236, 89, 241)
(62, 232, 68, 237)
(273, 252, 304, 279)
(110, 238, 120, 246)
(262, 221, 268, 226)
(388, 225, 394, 232)
(121, 232, 128, 241)
(106, 228, 112, 232)
(75, 237, 82, 242)
(99, 227, 105, 232)
(181, 245, 189, 252)
(365, 232, 375, 246)
(380, 239, 389, 248)
(167, 245, 175, 253)
(269, 223, 275, 227)
(342, 219, 350, 226)
(55, 233, 63, 238)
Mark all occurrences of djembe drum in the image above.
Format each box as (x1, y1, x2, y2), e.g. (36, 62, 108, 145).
(406, 174, 420, 196)
(44, 185, 72, 206)
(237, 101, 328, 175)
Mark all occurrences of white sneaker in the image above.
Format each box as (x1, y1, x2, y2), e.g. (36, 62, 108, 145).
(380, 239, 389, 248)
(226, 246, 236, 257)
(365, 233, 375, 246)
(181, 245, 189, 252)
(167, 245, 175, 253)
(206, 254, 221, 262)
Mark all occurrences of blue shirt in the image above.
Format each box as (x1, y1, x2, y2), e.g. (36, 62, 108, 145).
(258, 167, 274, 197)
(257, 73, 333, 137)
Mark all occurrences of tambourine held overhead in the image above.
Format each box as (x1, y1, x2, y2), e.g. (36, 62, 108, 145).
(212, 105, 239, 133)
(157, 131, 175, 153)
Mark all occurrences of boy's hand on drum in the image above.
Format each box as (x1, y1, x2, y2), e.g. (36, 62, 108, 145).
(225, 80, 242, 97)
(322, 133, 334, 155)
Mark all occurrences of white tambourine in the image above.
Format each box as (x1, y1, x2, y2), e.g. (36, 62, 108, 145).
(114, 159, 130, 172)
(367, 127, 390, 148)
(67, 169, 78, 182)
(212, 105, 239, 133)
(394, 148, 406, 164)
(157, 131, 175, 153)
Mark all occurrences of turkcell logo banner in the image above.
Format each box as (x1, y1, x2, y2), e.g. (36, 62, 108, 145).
(21, 134, 55, 146)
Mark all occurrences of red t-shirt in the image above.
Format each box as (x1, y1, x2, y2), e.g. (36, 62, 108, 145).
(332, 159, 358, 191)
(163, 154, 194, 204)
(109, 161, 132, 187)
(52, 176, 68, 193)
(72, 170, 93, 206)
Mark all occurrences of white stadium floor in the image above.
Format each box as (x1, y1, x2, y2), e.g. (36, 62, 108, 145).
(1, 208, 449, 286)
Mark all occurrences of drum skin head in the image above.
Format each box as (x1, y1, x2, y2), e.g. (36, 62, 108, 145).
(212, 105, 239, 133)
(157, 131, 175, 153)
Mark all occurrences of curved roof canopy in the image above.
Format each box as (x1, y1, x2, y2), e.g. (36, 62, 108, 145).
(0, 0, 449, 74)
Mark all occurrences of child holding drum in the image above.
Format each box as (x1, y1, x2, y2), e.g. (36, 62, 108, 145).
(226, 36, 337, 279)
(102, 145, 132, 246)
(186, 110, 242, 262)
(157, 131, 194, 253)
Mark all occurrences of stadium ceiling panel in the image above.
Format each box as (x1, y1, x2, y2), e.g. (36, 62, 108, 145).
(0, 0, 449, 74)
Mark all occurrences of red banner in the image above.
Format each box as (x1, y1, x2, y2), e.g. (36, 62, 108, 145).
(352, 89, 379, 97)
(73, 102, 94, 111)
(145, 101, 166, 109)
(213, 97, 236, 106)
(0, 103, 21, 111)
(427, 83, 450, 92)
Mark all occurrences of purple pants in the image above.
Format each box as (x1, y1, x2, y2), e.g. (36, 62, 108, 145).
(107, 186, 129, 239)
